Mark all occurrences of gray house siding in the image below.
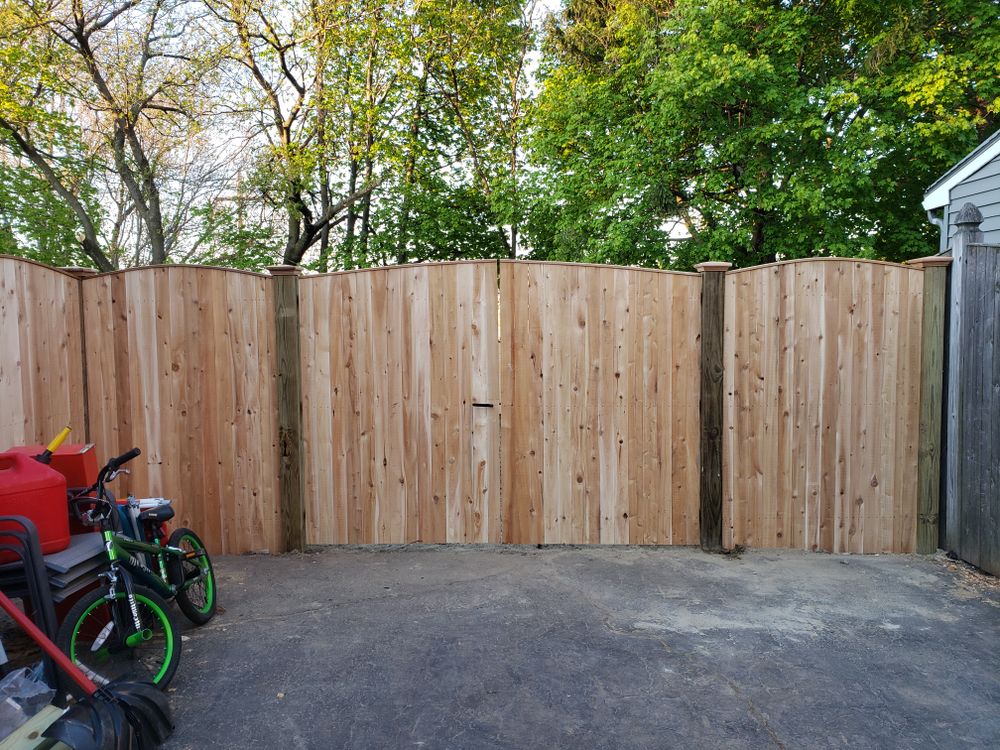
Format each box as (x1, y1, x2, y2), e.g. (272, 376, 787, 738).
(947, 155, 1000, 245)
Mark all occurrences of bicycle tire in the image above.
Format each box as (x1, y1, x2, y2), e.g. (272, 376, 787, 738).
(56, 584, 180, 688)
(166, 528, 217, 625)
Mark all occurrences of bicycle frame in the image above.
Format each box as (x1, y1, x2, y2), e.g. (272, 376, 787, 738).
(101, 529, 208, 601)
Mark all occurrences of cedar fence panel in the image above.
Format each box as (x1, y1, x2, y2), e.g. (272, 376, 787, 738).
(723, 259, 924, 553)
(499, 261, 702, 545)
(0, 257, 86, 448)
(3, 255, 940, 555)
(299, 262, 500, 544)
(81, 266, 281, 555)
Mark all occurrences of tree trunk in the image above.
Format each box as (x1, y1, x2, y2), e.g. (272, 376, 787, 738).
(360, 152, 373, 262)
(316, 62, 332, 272)
(283, 204, 302, 265)
(145, 183, 167, 264)
(283, 176, 386, 266)
(318, 187, 332, 271)
(344, 159, 359, 268)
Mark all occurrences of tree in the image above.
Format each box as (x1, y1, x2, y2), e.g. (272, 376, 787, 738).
(425, 0, 539, 257)
(368, 0, 540, 265)
(0, 0, 105, 266)
(530, 0, 1000, 268)
(204, 0, 398, 267)
(0, 0, 224, 269)
(201, 0, 539, 269)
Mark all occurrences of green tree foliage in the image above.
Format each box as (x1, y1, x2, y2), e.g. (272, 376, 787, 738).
(530, 0, 1000, 268)
(370, 181, 511, 264)
(0, 163, 95, 266)
(197, 0, 536, 270)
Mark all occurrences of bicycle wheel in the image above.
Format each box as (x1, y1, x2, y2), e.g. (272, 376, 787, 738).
(57, 584, 180, 688)
(166, 528, 217, 625)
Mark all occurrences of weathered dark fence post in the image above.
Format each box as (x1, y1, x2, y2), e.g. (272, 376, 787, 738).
(696, 261, 731, 551)
(61, 266, 99, 443)
(942, 202, 1000, 576)
(944, 204, 983, 557)
(267, 265, 306, 553)
(906, 255, 952, 553)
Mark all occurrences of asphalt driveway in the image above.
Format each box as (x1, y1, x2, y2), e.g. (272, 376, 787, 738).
(165, 546, 1000, 749)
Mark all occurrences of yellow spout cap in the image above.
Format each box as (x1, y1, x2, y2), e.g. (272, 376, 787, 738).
(46, 426, 72, 454)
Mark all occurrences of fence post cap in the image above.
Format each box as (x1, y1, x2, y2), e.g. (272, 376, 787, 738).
(266, 264, 302, 277)
(60, 266, 99, 279)
(907, 256, 953, 269)
(954, 202, 984, 229)
(951, 202, 985, 250)
(694, 261, 733, 273)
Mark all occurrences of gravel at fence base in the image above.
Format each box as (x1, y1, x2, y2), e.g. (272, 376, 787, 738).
(164, 546, 1000, 750)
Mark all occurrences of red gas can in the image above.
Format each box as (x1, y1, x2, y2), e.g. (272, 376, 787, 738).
(0, 452, 72, 562)
(5, 443, 98, 489)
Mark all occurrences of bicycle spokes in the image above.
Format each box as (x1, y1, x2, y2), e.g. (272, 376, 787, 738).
(70, 595, 173, 685)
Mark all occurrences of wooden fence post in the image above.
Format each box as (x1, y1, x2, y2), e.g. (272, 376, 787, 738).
(907, 255, 952, 553)
(267, 265, 306, 553)
(941, 203, 1000, 575)
(943, 204, 985, 555)
(60, 266, 99, 443)
(695, 261, 731, 551)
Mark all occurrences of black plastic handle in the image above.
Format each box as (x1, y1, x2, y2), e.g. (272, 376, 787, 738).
(107, 447, 141, 471)
(68, 493, 112, 524)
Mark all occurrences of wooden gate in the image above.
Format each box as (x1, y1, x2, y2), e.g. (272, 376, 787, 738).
(723, 260, 925, 553)
(299, 262, 500, 544)
(499, 261, 703, 545)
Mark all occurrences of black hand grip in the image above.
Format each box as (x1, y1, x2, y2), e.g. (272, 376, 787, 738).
(108, 447, 141, 471)
(69, 494, 110, 524)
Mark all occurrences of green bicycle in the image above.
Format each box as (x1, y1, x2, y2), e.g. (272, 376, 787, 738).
(57, 447, 217, 688)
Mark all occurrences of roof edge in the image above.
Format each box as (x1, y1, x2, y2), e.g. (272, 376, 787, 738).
(923, 128, 1000, 210)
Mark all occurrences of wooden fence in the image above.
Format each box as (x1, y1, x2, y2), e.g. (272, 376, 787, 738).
(942, 205, 1000, 576)
(724, 260, 924, 553)
(0, 254, 947, 556)
(0, 260, 86, 446)
(81, 267, 281, 555)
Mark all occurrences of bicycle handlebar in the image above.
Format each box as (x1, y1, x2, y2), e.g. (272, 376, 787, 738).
(68, 446, 141, 528)
(106, 447, 141, 472)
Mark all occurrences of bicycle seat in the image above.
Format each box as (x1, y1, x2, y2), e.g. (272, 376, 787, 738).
(138, 505, 175, 524)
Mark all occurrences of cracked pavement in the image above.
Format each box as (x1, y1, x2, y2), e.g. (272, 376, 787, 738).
(164, 546, 1000, 749)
